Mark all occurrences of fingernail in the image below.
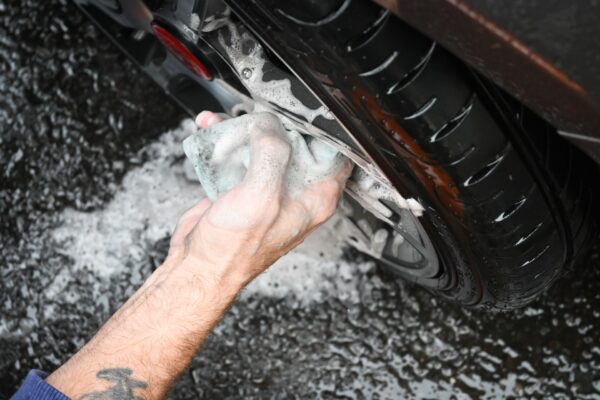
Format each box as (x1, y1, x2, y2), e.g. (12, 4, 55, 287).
(195, 111, 222, 128)
(205, 113, 221, 126)
(195, 111, 211, 127)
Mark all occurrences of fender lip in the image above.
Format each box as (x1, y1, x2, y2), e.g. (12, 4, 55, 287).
(371, 0, 600, 165)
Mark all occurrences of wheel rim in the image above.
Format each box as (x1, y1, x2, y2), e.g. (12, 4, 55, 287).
(340, 193, 441, 281)
(381, 205, 440, 275)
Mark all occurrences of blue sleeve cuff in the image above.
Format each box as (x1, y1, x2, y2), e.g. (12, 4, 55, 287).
(11, 370, 70, 400)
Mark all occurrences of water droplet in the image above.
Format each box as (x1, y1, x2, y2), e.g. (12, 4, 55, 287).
(241, 68, 253, 79)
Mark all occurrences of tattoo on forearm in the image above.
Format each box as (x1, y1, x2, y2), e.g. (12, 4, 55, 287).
(78, 368, 147, 400)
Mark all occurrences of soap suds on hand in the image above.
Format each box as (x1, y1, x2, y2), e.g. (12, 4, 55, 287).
(182, 112, 348, 201)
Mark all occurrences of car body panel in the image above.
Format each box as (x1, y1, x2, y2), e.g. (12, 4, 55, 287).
(373, 0, 600, 163)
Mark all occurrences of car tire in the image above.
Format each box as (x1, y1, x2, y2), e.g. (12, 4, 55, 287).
(231, 0, 599, 309)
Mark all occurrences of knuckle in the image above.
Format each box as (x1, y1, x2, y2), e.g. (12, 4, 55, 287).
(314, 209, 333, 225)
(258, 135, 291, 158)
(251, 112, 283, 134)
(256, 112, 280, 127)
(314, 200, 337, 224)
(321, 179, 343, 199)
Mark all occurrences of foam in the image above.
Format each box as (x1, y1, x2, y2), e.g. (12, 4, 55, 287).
(347, 168, 425, 218)
(52, 120, 202, 278)
(219, 23, 333, 124)
(182, 112, 348, 202)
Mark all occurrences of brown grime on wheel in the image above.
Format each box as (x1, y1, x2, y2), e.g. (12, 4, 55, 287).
(351, 86, 465, 219)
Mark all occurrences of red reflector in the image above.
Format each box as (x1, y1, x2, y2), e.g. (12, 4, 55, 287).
(151, 24, 212, 80)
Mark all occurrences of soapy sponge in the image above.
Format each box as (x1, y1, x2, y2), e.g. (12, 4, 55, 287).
(182, 112, 349, 201)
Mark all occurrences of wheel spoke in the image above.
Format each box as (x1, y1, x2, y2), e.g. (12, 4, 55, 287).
(391, 225, 428, 259)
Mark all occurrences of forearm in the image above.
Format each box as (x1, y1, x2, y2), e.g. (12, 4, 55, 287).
(40, 110, 349, 400)
(46, 258, 241, 400)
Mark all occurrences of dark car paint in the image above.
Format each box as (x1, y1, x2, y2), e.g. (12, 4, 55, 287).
(373, 0, 600, 164)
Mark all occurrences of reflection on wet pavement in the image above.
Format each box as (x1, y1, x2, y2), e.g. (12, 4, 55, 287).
(1, 1, 600, 399)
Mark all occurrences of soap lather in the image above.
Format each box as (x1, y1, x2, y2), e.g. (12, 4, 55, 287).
(182, 112, 350, 201)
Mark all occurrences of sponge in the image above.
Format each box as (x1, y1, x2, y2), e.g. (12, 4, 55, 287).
(182, 112, 348, 201)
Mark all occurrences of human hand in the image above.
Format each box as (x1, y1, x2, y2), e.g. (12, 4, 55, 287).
(168, 111, 353, 289)
(44, 111, 351, 400)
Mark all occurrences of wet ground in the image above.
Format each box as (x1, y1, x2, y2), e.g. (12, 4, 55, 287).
(2, 1, 600, 399)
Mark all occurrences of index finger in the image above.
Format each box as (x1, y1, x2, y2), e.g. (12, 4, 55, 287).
(195, 111, 224, 128)
(240, 113, 291, 196)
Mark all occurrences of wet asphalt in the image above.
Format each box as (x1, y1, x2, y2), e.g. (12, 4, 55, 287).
(2, 1, 600, 399)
